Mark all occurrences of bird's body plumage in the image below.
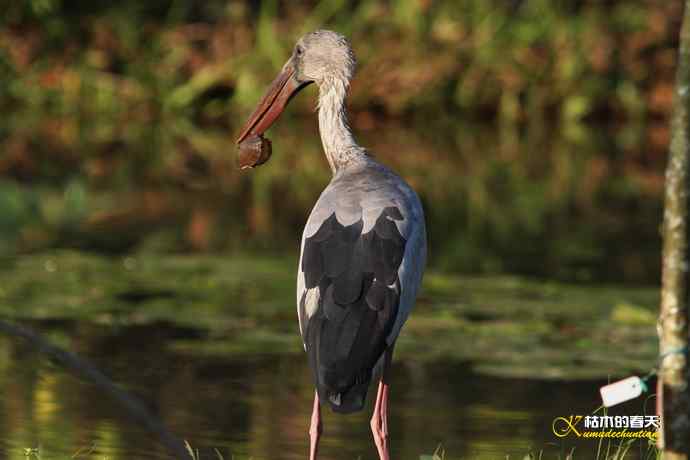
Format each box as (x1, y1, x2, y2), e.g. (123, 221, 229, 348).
(236, 29, 426, 459)
(297, 156, 426, 412)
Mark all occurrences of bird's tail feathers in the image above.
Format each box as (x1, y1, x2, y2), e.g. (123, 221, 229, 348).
(317, 376, 370, 413)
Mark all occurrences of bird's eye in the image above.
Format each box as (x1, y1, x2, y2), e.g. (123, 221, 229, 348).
(295, 46, 304, 56)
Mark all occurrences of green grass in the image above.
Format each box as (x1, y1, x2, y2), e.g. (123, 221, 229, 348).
(19, 441, 657, 460)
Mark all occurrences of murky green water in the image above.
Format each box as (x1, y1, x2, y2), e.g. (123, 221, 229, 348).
(0, 252, 660, 459)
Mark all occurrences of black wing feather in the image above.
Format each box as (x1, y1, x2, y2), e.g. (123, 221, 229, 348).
(300, 207, 406, 413)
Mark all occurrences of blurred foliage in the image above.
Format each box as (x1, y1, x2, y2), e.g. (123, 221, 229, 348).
(0, 0, 682, 282)
(0, 0, 680, 118)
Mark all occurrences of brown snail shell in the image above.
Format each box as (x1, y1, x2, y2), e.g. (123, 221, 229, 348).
(237, 134, 272, 169)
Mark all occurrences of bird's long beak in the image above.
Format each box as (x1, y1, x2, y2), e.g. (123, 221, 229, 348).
(236, 60, 310, 144)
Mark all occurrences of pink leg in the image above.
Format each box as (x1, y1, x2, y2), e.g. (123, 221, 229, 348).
(309, 391, 322, 460)
(370, 379, 390, 460)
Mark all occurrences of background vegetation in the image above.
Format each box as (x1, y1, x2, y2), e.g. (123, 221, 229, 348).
(0, 0, 682, 282)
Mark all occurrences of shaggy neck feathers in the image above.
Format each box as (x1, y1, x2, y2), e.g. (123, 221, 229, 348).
(317, 77, 366, 174)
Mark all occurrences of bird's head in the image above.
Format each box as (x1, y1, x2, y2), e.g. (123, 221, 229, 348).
(236, 30, 356, 144)
(294, 30, 356, 88)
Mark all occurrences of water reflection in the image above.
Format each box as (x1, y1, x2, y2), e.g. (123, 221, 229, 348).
(0, 321, 657, 460)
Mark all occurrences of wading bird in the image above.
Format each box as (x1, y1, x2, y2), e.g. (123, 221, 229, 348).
(236, 30, 426, 460)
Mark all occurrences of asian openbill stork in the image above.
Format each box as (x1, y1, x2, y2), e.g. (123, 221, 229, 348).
(236, 30, 426, 460)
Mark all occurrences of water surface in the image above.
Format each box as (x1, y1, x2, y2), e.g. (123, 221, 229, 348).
(0, 252, 660, 459)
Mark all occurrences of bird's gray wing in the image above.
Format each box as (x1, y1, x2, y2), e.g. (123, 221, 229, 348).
(295, 164, 425, 411)
(387, 209, 426, 345)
